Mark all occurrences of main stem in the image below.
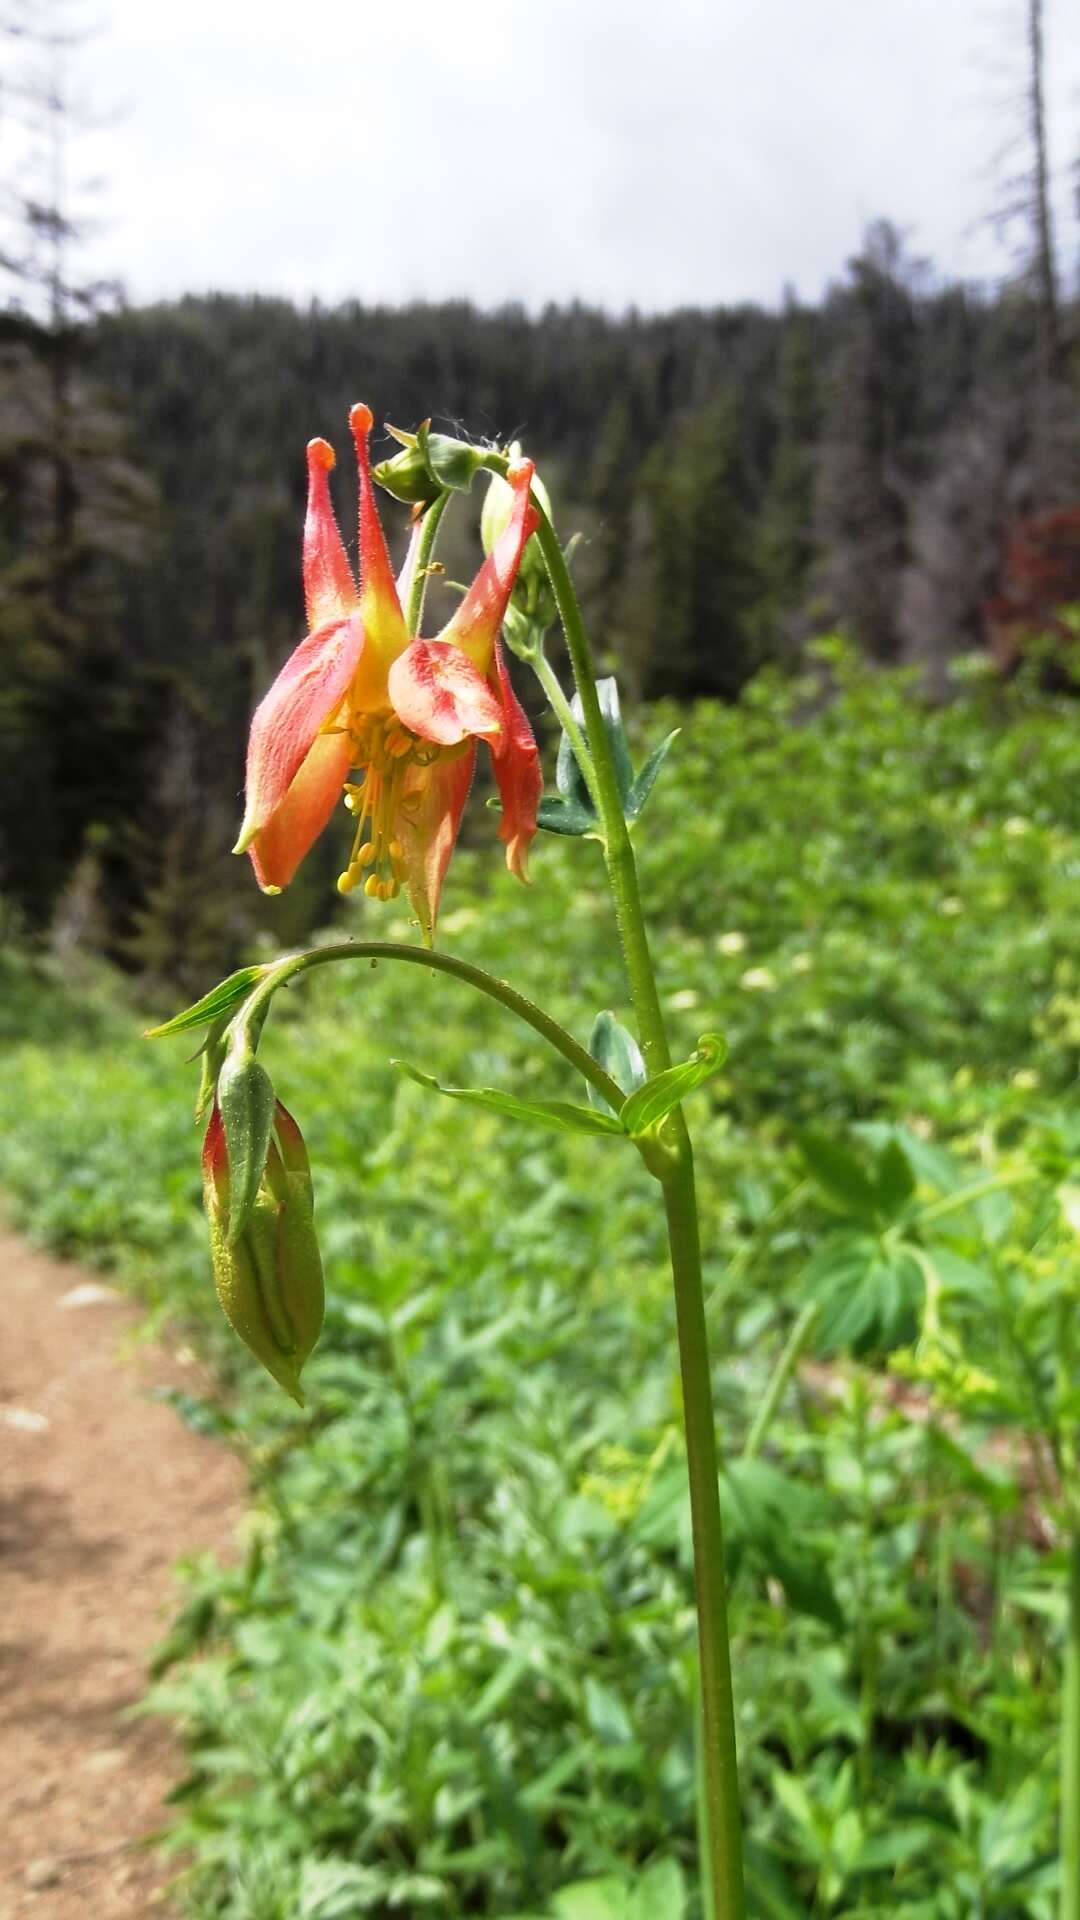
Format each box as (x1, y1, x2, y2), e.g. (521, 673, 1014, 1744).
(533, 507, 746, 1916)
(1064, 1531, 1080, 1920)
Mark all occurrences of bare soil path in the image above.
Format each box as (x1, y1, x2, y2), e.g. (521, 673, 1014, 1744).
(0, 1228, 245, 1918)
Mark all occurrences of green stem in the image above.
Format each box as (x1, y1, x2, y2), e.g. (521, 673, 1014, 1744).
(1064, 1532, 1080, 1920)
(524, 492, 745, 1916)
(530, 505, 672, 1077)
(913, 1169, 1032, 1230)
(743, 1301, 821, 1461)
(404, 492, 451, 635)
(664, 1148, 746, 1920)
(236, 940, 625, 1114)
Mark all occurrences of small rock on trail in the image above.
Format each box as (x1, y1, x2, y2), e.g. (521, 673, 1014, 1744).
(0, 1227, 245, 1917)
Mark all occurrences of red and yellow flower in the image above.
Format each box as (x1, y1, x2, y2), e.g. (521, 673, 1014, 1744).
(234, 404, 542, 941)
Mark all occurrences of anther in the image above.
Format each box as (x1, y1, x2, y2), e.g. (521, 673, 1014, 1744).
(337, 869, 356, 896)
(364, 874, 381, 898)
(357, 841, 376, 866)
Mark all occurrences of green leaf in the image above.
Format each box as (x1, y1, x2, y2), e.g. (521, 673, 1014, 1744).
(797, 1128, 882, 1226)
(620, 1033, 726, 1136)
(722, 1459, 843, 1629)
(874, 1137, 915, 1218)
(543, 677, 670, 838)
(551, 1881, 627, 1920)
(803, 1229, 924, 1357)
(625, 728, 680, 822)
(627, 1860, 686, 1920)
(536, 795, 601, 838)
(393, 1061, 625, 1138)
(594, 677, 635, 803)
(586, 1011, 646, 1116)
(145, 966, 268, 1038)
(584, 1676, 634, 1745)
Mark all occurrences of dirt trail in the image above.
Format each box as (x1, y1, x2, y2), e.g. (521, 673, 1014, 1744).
(0, 1228, 245, 1918)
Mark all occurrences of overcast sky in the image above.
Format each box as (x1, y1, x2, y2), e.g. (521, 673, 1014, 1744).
(56, 0, 1080, 313)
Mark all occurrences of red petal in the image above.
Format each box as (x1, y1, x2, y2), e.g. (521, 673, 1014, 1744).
(436, 459, 539, 673)
(350, 403, 409, 657)
(303, 438, 358, 629)
(488, 641, 541, 881)
(397, 746, 476, 945)
(202, 1104, 228, 1207)
(247, 728, 354, 892)
(235, 614, 363, 853)
(388, 638, 504, 746)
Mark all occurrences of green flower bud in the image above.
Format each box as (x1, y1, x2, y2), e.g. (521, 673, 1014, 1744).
(202, 1101, 324, 1405)
(373, 418, 491, 500)
(423, 430, 489, 495)
(480, 448, 552, 568)
(216, 1043, 276, 1245)
(372, 423, 443, 506)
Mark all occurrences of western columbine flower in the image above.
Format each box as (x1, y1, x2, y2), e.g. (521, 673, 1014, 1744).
(233, 405, 542, 943)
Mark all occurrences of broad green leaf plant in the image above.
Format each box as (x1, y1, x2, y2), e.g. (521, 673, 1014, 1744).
(152, 410, 747, 1913)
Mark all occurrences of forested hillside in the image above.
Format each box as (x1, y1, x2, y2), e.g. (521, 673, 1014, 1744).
(2, 220, 1078, 973)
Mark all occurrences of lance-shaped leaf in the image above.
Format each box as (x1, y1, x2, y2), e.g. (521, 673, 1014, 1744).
(538, 679, 679, 837)
(625, 728, 680, 822)
(393, 1060, 625, 1138)
(620, 1033, 727, 1137)
(144, 966, 269, 1039)
(586, 1010, 647, 1118)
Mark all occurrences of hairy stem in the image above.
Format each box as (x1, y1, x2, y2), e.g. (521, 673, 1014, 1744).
(525, 491, 746, 1916)
(404, 492, 451, 635)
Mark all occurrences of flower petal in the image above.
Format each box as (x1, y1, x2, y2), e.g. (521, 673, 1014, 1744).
(202, 1103, 228, 1209)
(488, 640, 542, 881)
(303, 438, 358, 629)
(234, 613, 363, 854)
(247, 728, 355, 892)
(436, 458, 539, 674)
(388, 638, 504, 747)
(350, 403, 410, 665)
(397, 745, 476, 945)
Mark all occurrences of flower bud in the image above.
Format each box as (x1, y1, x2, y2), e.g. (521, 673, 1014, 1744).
(481, 450, 552, 573)
(202, 1102, 324, 1405)
(423, 430, 489, 494)
(372, 424, 443, 506)
(216, 1043, 276, 1245)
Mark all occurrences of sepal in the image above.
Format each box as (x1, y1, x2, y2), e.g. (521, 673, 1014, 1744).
(144, 966, 270, 1039)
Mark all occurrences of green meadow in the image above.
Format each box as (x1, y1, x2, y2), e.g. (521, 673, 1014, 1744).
(4, 646, 1080, 1919)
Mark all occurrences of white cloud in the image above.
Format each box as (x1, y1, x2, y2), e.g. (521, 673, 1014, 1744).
(65, 0, 1080, 312)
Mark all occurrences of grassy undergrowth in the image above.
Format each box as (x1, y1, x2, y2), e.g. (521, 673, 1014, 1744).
(3, 646, 1080, 1918)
